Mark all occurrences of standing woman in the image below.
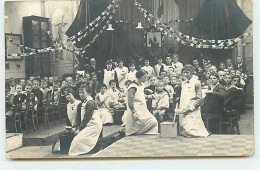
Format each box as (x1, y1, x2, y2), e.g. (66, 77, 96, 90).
(125, 69, 158, 136)
(177, 65, 209, 137)
(68, 84, 102, 156)
(101, 60, 116, 89)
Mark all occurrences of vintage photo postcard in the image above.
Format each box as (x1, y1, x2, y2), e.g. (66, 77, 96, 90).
(5, 0, 254, 159)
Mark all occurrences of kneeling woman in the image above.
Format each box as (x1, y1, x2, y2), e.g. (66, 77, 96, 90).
(68, 84, 102, 156)
(125, 69, 158, 136)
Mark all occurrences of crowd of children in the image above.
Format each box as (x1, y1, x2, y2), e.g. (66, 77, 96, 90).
(5, 53, 249, 134)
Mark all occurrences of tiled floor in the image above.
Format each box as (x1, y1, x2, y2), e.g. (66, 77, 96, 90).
(6, 110, 254, 159)
(92, 134, 254, 157)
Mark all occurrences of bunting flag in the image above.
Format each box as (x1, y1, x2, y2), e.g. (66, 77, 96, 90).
(66, 0, 119, 44)
(134, 0, 252, 49)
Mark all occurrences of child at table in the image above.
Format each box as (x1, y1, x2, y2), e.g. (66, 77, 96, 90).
(95, 84, 114, 125)
(152, 81, 169, 132)
(141, 58, 155, 87)
(106, 80, 120, 108)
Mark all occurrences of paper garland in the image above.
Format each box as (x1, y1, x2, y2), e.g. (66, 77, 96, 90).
(67, 0, 119, 44)
(134, 0, 252, 49)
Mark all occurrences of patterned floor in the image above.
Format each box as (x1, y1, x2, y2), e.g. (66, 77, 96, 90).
(92, 134, 254, 158)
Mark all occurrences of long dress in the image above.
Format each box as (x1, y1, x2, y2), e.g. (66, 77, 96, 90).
(178, 76, 209, 137)
(96, 93, 114, 124)
(67, 99, 81, 130)
(103, 69, 115, 89)
(115, 66, 128, 89)
(68, 96, 102, 156)
(125, 82, 158, 136)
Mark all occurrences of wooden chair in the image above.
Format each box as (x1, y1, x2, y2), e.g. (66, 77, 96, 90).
(58, 91, 67, 123)
(201, 94, 224, 134)
(222, 89, 241, 135)
(46, 90, 56, 126)
(13, 104, 23, 133)
(222, 109, 240, 134)
(20, 102, 30, 134)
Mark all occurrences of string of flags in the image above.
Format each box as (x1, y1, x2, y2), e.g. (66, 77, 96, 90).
(134, 0, 252, 49)
(168, 18, 194, 24)
(67, 0, 119, 44)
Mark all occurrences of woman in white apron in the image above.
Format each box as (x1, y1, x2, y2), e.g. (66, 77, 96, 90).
(65, 88, 81, 130)
(125, 69, 158, 136)
(102, 61, 116, 89)
(177, 65, 209, 137)
(95, 84, 114, 125)
(68, 84, 102, 156)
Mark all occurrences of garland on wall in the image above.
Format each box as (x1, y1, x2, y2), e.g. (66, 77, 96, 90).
(134, 0, 252, 50)
(7, 0, 119, 58)
(67, 0, 119, 44)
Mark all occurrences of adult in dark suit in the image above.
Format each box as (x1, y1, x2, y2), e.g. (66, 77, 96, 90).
(86, 58, 102, 82)
(202, 72, 226, 134)
(234, 56, 246, 73)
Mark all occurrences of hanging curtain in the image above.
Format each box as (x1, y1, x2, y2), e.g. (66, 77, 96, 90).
(65, 0, 108, 48)
(175, 0, 252, 64)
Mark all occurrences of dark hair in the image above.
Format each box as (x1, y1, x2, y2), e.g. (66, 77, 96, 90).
(117, 58, 124, 63)
(33, 79, 40, 84)
(79, 84, 92, 94)
(209, 72, 219, 79)
(100, 84, 107, 89)
(125, 80, 132, 85)
(25, 83, 32, 87)
(65, 87, 75, 96)
(128, 60, 136, 67)
(109, 80, 116, 85)
(182, 64, 195, 73)
(136, 69, 147, 79)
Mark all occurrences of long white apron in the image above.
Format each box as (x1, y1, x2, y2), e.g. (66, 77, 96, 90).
(179, 77, 209, 137)
(96, 93, 114, 124)
(68, 98, 102, 156)
(125, 83, 158, 136)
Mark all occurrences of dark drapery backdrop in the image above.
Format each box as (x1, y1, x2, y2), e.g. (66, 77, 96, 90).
(176, 0, 252, 65)
(66, 0, 252, 68)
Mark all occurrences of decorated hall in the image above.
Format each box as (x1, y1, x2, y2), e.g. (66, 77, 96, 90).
(5, 0, 254, 158)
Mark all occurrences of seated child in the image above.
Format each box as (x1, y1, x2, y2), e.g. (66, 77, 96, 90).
(144, 75, 158, 95)
(20, 78, 26, 91)
(141, 58, 155, 87)
(40, 79, 49, 102)
(13, 84, 26, 110)
(159, 70, 167, 78)
(162, 75, 174, 98)
(95, 84, 114, 125)
(48, 76, 54, 89)
(106, 80, 120, 108)
(152, 81, 170, 132)
(32, 79, 43, 110)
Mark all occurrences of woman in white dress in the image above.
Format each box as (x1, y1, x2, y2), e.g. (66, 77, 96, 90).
(68, 84, 102, 156)
(125, 69, 158, 136)
(102, 60, 116, 89)
(114, 59, 128, 89)
(95, 84, 114, 125)
(176, 65, 209, 137)
(65, 88, 81, 131)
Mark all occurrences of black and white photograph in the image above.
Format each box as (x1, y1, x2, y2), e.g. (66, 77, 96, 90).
(4, 0, 254, 159)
